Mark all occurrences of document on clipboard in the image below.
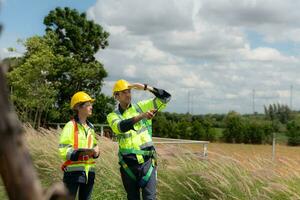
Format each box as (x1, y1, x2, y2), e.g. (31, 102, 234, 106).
(76, 148, 95, 156)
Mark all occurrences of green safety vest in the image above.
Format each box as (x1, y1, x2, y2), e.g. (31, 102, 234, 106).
(107, 97, 167, 185)
(58, 120, 98, 179)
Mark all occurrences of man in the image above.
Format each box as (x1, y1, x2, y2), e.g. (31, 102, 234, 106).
(59, 91, 100, 200)
(107, 79, 171, 200)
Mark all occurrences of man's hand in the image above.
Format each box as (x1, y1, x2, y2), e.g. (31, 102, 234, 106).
(128, 83, 144, 90)
(142, 109, 157, 119)
(133, 109, 157, 123)
(129, 83, 154, 92)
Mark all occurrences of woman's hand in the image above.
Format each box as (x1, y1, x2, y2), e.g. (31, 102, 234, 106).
(93, 145, 100, 158)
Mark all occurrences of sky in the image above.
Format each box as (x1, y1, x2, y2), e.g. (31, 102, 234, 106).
(1, 0, 300, 114)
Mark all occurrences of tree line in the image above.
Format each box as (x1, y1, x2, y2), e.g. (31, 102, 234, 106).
(153, 106, 300, 146)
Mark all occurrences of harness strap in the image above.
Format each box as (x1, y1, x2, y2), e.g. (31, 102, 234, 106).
(118, 153, 136, 181)
(114, 103, 156, 186)
(141, 164, 154, 184)
(118, 152, 156, 187)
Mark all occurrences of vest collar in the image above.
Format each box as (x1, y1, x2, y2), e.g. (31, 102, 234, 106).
(118, 103, 132, 115)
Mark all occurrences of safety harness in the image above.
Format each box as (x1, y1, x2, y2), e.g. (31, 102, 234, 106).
(117, 104, 157, 188)
(61, 120, 95, 172)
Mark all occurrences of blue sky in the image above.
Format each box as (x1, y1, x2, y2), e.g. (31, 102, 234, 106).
(245, 30, 300, 56)
(2, 0, 300, 114)
(0, 0, 96, 49)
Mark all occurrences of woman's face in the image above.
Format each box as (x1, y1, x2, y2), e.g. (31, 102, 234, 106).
(78, 101, 93, 117)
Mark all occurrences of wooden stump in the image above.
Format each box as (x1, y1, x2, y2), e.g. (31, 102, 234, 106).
(0, 67, 70, 200)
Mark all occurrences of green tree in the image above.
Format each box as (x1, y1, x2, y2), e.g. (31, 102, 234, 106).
(191, 120, 206, 140)
(44, 7, 109, 62)
(7, 7, 113, 126)
(286, 120, 300, 146)
(43, 7, 111, 122)
(177, 121, 192, 139)
(243, 120, 272, 144)
(153, 113, 169, 138)
(7, 35, 59, 127)
(264, 103, 292, 124)
(223, 111, 245, 143)
(202, 117, 217, 141)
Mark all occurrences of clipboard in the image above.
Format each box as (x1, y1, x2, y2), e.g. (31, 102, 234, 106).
(76, 148, 95, 156)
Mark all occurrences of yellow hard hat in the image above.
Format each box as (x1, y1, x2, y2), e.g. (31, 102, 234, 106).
(70, 91, 95, 109)
(113, 79, 130, 95)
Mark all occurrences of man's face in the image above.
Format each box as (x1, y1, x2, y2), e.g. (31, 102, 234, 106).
(116, 89, 131, 105)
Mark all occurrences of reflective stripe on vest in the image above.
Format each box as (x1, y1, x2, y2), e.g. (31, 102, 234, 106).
(72, 120, 79, 149)
(72, 119, 93, 149)
(119, 148, 155, 156)
(133, 104, 152, 136)
(61, 160, 96, 172)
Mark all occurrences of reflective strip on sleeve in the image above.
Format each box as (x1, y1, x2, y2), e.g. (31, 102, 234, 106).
(111, 118, 120, 124)
(66, 149, 73, 160)
(117, 132, 132, 139)
(136, 127, 148, 134)
(117, 121, 122, 132)
(139, 141, 154, 149)
(153, 98, 158, 109)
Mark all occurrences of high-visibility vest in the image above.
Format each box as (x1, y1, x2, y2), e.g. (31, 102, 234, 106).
(59, 120, 97, 177)
(107, 97, 169, 186)
(107, 97, 167, 163)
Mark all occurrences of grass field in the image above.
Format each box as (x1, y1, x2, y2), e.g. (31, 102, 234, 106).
(1, 126, 300, 199)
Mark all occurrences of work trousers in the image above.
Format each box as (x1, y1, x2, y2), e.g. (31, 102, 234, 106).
(120, 159, 157, 200)
(63, 171, 95, 200)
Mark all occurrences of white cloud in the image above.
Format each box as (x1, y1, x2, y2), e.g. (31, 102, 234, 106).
(88, 0, 195, 34)
(198, 0, 300, 43)
(0, 48, 22, 60)
(124, 65, 136, 78)
(241, 47, 298, 62)
(88, 0, 300, 114)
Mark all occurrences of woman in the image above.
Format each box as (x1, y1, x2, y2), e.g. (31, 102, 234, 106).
(58, 91, 100, 200)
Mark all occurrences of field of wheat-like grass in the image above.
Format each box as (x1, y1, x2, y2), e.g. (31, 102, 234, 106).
(1, 126, 300, 200)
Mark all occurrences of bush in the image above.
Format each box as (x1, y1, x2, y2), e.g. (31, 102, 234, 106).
(286, 120, 300, 146)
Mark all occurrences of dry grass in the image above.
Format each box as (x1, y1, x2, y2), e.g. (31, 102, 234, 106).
(1, 126, 300, 200)
(156, 142, 300, 200)
(156, 142, 300, 177)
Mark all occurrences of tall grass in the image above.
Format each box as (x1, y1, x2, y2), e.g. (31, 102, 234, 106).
(0, 126, 300, 199)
